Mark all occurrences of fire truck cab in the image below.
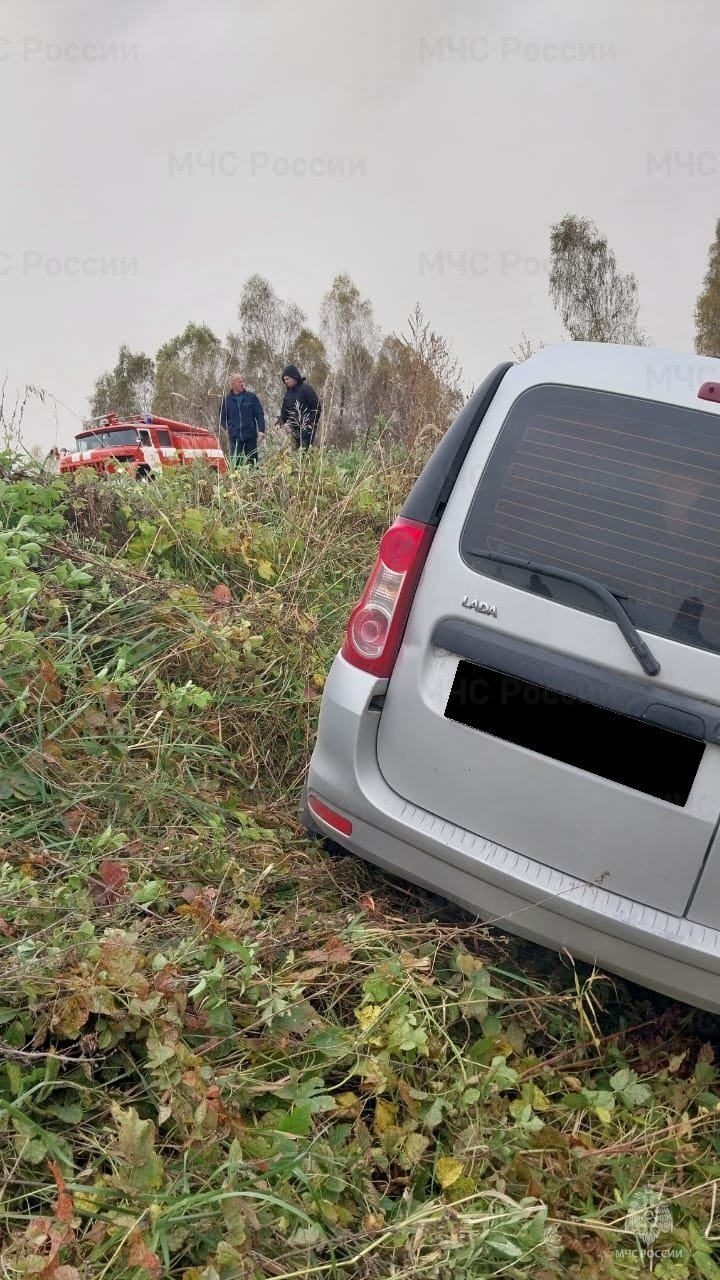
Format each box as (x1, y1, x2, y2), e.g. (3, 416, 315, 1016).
(59, 413, 228, 477)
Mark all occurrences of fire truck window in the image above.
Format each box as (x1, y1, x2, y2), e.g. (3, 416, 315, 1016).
(139, 430, 151, 445)
(156, 431, 172, 447)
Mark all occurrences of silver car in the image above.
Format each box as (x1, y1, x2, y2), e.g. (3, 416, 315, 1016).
(303, 343, 720, 1013)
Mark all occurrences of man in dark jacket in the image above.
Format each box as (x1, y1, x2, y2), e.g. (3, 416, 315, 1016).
(220, 374, 265, 466)
(278, 365, 321, 449)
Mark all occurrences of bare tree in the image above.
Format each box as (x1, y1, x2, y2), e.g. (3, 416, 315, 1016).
(549, 214, 646, 345)
(368, 304, 463, 447)
(320, 273, 380, 440)
(511, 332, 547, 363)
(288, 327, 330, 399)
(227, 274, 309, 414)
(153, 324, 226, 431)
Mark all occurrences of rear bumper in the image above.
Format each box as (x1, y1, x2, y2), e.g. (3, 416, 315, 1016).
(307, 653, 720, 1013)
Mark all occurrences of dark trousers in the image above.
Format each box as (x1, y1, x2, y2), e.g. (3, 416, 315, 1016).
(290, 425, 316, 450)
(230, 435, 258, 466)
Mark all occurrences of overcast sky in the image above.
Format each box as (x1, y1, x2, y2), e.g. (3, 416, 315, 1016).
(2, 0, 719, 450)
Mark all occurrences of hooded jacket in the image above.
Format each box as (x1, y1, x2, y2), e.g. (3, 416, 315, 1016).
(279, 366, 321, 435)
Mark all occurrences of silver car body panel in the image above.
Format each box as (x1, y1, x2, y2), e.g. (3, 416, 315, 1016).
(306, 343, 720, 1011)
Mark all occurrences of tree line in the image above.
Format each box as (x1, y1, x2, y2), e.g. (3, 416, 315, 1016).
(88, 274, 464, 451)
(87, 215, 720, 448)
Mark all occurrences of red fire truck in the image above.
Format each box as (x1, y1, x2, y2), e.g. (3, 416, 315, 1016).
(58, 413, 228, 477)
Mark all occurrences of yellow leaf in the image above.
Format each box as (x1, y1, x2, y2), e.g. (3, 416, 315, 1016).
(311, 670, 326, 691)
(494, 1038, 517, 1057)
(398, 952, 432, 972)
(257, 559, 275, 581)
(74, 1187, 104, 1215)
(436, 1156, 464, 1189)
(52, 989, 92, 1038)
(373, 1098, 398, 1135)
(594, 1107, 613, 1125)
(562, 1075, 583, 1091)
(356, 1004, 383, 1034)
(532, 1086, 550, 1112)
(336, 1092, 359, 1108)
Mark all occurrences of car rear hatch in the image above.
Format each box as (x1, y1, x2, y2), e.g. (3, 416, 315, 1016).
(375, 370, 720, 917)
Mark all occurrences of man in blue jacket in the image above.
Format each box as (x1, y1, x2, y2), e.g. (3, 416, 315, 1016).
(220, 374, 266, 466)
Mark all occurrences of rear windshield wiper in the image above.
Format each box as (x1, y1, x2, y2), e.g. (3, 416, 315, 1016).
(467, 549, 661, 678)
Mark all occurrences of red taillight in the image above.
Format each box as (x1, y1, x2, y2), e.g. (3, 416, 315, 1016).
(698, 382, 720, 402)
(341, 517, 435, 677)
(307, 794, 353, 837)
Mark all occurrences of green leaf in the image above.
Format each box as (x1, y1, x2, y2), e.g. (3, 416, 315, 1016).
(460, 1087, 482, 1107)
(111, 1104, 164, 1191)
(609, 1068, 652, 1106)
(387, 1009, 429, 1055)
(275, 1105, 312, 1135)
(362, 975, 392, 1003)
(145, 1035, 176, 1069)
(423, 1097, 447, 1129)
(133, 879, 164, 904)
(609, 1068, 633, 1091)
(692, 1251, 720, 1279)
(490, 1236, 525, 1259)
(5, 1061, 22, 1095)
(14, 1133, 48, 1163)
(46, 1100, 83, 1124)
(481, 1013, 503, 1037)
(620, 1082, 653, 1106)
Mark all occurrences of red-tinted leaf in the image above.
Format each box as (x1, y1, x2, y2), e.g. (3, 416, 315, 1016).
(100, 860, 128, 894)
(212, 584, 232, 605)
(25, 1209, 71, 1277)
(82, 710, 108, 732)
(128, 1231, 162, 1278)
(102, 687, 123, 715)
(154, 964, 179, 995)
(90, 858, 129, 906)
(25, 1216, 52, 1248)
(49, 1160, 73, 1226)
(180, 884, 217, 908)
(62, 808, 86, 834)
(306, 937, 353, 965)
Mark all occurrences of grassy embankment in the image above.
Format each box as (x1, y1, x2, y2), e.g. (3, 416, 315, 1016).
(0, 444, 718, 1279)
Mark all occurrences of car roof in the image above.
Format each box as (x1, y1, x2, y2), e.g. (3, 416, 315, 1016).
(509, 342, 720, 414)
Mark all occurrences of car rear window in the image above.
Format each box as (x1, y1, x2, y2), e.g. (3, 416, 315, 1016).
(460, 383, 720, 654)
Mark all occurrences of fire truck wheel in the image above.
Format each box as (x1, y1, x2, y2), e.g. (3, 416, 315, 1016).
(135, 464, 152, 481)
